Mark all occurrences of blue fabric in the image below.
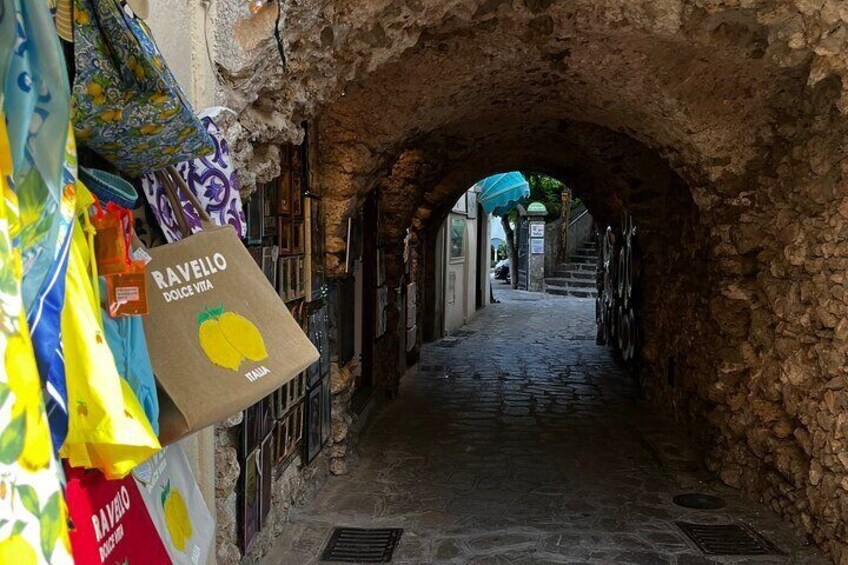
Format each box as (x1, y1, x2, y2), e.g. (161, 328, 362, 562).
(2, 0, 70, 191)
(20, 139, 78, 454)
(476, 172, 530, 216)
(99, 278, 160, 435)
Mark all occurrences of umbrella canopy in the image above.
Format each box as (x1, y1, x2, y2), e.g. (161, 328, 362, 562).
(475, 172, 530, 216)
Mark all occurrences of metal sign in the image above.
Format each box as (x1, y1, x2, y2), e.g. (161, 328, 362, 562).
(530, 223, 545, 238)
(530, 238, 544, 254)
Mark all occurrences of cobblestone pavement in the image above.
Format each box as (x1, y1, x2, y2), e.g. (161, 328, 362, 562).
(263, 288, 828, 564)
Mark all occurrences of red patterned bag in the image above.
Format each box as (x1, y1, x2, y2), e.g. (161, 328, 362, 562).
(65, 465, 171, 564)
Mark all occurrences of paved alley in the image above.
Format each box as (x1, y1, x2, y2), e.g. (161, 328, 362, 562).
(263, 289, 827, 564)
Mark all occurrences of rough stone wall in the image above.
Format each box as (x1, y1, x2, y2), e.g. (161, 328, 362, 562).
(696, 79, 848, 562)
(177, 0, 848, 561)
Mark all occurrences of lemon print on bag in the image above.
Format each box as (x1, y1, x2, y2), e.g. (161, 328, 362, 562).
(197, 305, 268, 371)
(161, 481, 193, 553)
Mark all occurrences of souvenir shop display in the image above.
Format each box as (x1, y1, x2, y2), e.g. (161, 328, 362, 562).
(60, 184, 161, 479)
(0, 0, 319, 565)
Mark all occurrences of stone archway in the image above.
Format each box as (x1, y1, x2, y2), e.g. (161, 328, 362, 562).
(209, 0, 848, 560)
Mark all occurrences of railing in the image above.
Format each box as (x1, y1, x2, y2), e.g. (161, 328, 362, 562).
(564, 204, 593, 260)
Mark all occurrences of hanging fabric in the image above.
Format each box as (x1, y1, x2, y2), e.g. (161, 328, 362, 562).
(59, 183, 160, 479)
(70, 0, 213, 176)
(0, 112, 72, 564)
(140, 112, 246, 243)
(98, 276, 159, 434)
(2, 0, 78, 453)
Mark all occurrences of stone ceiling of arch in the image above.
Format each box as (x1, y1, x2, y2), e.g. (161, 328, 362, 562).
(309, 1, 828, 246)
(318, 17, 786, 183)
(220, 0, 847, 196)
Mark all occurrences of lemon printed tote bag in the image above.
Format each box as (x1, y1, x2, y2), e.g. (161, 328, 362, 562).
(71, 0, 213, 176)
(132, 444, 214, 565)
(142, 170, 318, 444)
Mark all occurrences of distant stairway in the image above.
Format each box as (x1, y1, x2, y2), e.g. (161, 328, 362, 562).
(545, 239, 598, 298)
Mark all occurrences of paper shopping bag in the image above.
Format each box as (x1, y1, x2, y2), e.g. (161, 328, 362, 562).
(142, 171, 317, 444)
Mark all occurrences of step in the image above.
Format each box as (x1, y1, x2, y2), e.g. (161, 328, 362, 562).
(545, 277, 596, 289)
(554, 263, 597, 274)
(572, 251, 597, 260)
(545, 285, 597, 299)
(549, 270, 595, 281)
(569, 258, 596, 266)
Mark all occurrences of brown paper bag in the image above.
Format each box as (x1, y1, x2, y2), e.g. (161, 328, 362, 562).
(143, 168, 318, 444)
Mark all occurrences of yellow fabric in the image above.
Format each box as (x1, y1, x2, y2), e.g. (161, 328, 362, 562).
(59, 183, 160, 479)
(0, 116, 72, 563)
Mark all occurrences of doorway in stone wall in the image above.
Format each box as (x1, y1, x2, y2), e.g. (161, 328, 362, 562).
(353, 190, 378, 411)
(475, 202, 486, 310)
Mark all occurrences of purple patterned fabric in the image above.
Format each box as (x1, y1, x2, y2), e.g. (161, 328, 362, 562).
(140, 114, 246, 243)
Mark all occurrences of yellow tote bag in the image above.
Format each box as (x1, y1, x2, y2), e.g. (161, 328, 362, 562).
(60, 184, 160, 479)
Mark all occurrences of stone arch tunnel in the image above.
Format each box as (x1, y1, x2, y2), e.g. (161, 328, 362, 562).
(199, 0, 848, 561)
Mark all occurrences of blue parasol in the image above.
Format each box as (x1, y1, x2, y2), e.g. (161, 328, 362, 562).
(475, 172, 530, 216)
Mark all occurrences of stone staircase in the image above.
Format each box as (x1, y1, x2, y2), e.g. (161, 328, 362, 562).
(544, 240, 598, 298)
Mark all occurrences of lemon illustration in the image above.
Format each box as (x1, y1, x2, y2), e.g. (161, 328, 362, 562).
(198, 317, 241, 370)
(139, 124, 163, 135)
(161, 482, 192, 553)
(219, 311, 268, 361)
(86, 82, 103, 97)
(197, 306, 267, 371)
(16, 401, 51, 471)
(0, 533, 37, 565)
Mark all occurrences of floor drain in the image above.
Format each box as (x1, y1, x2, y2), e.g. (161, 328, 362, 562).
(320, 527, 403, 563)
(435, 340, 459, 348)
(676, 522, 782, 555)
(673, 493, 726, 510)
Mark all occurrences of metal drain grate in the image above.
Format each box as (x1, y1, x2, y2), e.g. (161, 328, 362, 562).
(676, 522, 782, 555)
(320, 527, 403, 563)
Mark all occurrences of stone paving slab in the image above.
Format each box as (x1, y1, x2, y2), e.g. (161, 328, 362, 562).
(262, 289, 828, 565)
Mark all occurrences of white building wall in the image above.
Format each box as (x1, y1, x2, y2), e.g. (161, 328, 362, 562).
(146, 0, 219, 109)
(443, 212, 468, 334)
(442, 189, 488, 335)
